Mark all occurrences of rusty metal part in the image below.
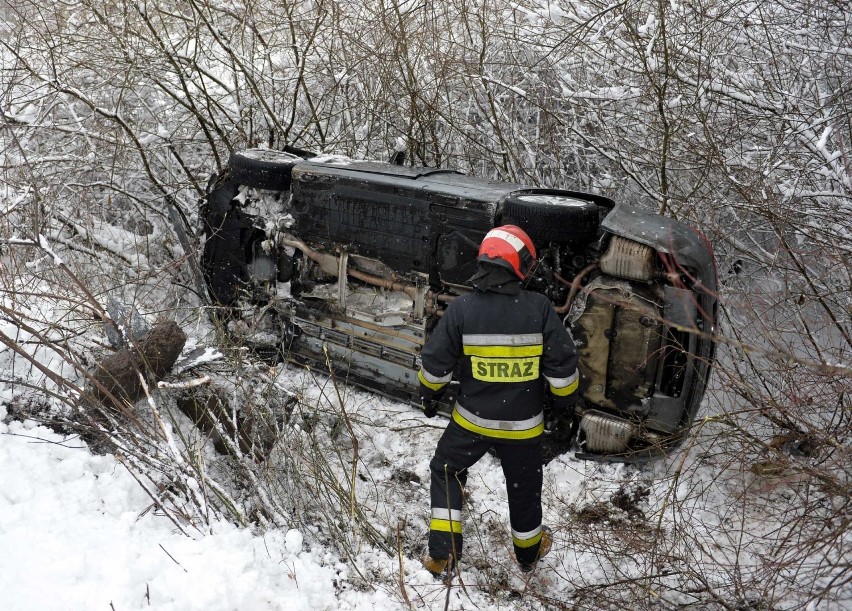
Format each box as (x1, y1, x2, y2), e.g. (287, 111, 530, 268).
(281, 234, 418, 297)
(554, 263, 599, 314)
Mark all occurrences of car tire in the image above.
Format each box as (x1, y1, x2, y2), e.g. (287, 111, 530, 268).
(230, 149, 303, 191)
(502, 190, 601, 246)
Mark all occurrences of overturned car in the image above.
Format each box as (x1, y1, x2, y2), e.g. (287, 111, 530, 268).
(201, 148, 718, 461)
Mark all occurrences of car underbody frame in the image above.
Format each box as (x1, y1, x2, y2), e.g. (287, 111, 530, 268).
(202, 149, 718, 462)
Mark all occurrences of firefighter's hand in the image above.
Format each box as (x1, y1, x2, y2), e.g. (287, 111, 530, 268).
(551, 409, 577, 442)
(421, 397, 440, 418)
(552, 392, 578, 412)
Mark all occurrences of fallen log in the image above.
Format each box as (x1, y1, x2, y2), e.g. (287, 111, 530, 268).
(87, 320, 282, 461)
(88, 320, 187, 407)
(178, 391, 258, 461)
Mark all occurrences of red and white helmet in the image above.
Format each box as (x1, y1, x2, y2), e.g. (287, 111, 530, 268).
(478, 225, 537, 280)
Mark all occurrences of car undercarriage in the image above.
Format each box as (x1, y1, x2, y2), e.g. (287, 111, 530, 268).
(202, 149, 718, 462)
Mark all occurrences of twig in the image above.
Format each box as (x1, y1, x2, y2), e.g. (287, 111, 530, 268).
(397, 520, 413, 609)
(115, 455, 189, 537)
(322, 346, 360, 518)
(157, 376, 211, 389)
(159, 544, 188, 573)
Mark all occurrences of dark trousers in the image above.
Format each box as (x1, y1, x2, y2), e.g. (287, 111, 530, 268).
(428, 420, 544, 565)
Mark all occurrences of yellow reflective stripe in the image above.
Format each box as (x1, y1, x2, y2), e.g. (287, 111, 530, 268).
(421, 367, 453, 384)
(430, 518, 462, 534)
(463, 345, 543, 358)
(545, 370, 579, 396)
(452, 407, 544, 440)
(512, 530, 543, 548)
(418, 369, 448, 391)
(549, 377, 579, 397)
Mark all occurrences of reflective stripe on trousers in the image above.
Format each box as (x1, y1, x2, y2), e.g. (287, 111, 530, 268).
(452, 403, 544, 440)
(430, 507, 462, 534)
(512, 524, 543, 548)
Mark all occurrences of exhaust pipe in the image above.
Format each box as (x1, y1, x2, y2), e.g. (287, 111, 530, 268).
(280, 233, 419, 299)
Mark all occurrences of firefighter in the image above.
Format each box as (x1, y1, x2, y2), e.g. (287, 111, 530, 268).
(418, 225, 580, 577)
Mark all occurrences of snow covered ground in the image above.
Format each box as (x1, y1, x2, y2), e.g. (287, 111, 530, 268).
(0, 380, 603, 611)
(2, 365, 849, 611)
(0, 408, 401, 611)
(0, 391, 582, 611)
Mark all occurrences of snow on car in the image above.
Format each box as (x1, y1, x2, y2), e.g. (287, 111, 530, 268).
(201, 148, 718, 462)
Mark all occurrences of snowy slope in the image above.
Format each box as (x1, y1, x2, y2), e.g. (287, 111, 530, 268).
(0, 411, 388, 611)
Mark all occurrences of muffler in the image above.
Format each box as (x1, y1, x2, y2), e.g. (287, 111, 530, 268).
(579, 410, 634, 453)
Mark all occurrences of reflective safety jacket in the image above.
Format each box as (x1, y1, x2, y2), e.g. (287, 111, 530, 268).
(418, 288, 579, 441)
